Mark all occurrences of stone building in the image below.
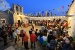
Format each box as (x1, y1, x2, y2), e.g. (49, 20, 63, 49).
(8, 4, 28, 24)
(0, 11, 10, 26)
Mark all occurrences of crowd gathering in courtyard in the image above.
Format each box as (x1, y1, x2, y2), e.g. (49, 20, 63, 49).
(0, 19, 75, 50)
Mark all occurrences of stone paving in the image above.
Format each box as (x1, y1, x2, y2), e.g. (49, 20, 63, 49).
(0, 26, 43, 50)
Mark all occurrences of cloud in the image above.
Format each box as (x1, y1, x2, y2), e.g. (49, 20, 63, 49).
(0, 0, 11, 11)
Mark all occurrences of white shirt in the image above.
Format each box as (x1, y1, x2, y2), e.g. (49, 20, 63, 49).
(47, 29, 52, 35)
(65, 38, 70, 44)
(48, 29, 52, 33)
(13, 32, 17, 38)
(42, 36, 47, 41)
(16, 29, 20, 34)
(63, 37, 67, 40)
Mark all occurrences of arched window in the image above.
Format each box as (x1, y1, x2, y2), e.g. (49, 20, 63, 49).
(16, 6, 18, 11)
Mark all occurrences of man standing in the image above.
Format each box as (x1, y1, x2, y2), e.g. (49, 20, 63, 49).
(35, 29, 38, 42)
(1, 28, 8, 46)
(30, 31, 36, 49)
(16, 28, 20, 41)
(23, 31, 29, 50)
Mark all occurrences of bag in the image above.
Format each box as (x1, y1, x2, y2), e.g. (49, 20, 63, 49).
(1, 32, 4, 38)
(37, 36, 40, 40)
(20, 34, 25, 37)
(47, 43, 50, 47)
(40, 37, 43, 44)
(50, 40, 57, 49)
(20, 30, 25, 37)
(50, 45, 55, 49)
(42, 41, 47, 46)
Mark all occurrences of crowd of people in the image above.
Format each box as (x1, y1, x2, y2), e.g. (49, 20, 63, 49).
(27, 18, 75, 50)
(0, 18, 75, 50)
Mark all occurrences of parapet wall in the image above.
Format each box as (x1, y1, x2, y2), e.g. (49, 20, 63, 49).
(27, 16, 68, 21)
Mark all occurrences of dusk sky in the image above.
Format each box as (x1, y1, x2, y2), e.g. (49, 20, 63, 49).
(0, 0, 73, 16)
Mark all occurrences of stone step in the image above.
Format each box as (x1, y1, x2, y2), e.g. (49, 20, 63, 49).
(4, 46, 15, 50)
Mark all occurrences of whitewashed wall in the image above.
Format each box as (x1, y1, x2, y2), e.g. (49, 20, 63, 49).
(68, 0, 75, 15)
(68, 14, 75, 36)
(27, 16, 68, 22)
(68, 17, 73, 36)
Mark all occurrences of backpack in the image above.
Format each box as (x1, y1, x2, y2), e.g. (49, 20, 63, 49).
(20, 33, 25, 37)
(42, 40, 47, 46)
(40, 37, 43, 44)
(50, 40, 57, 49)
(20, 30, 25, 37)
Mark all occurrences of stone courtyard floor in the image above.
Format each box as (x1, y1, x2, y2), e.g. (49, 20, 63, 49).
(0, 26, 43, 50)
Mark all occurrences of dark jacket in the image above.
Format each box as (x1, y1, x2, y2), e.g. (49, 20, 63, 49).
(1, 31, 7, 38)
(35, 31, 38, 37)
(62, 43, 73, 50)
(29, 30, 32, 34)
(50, 39, 57, 49)
(47, 34, 53, 43)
